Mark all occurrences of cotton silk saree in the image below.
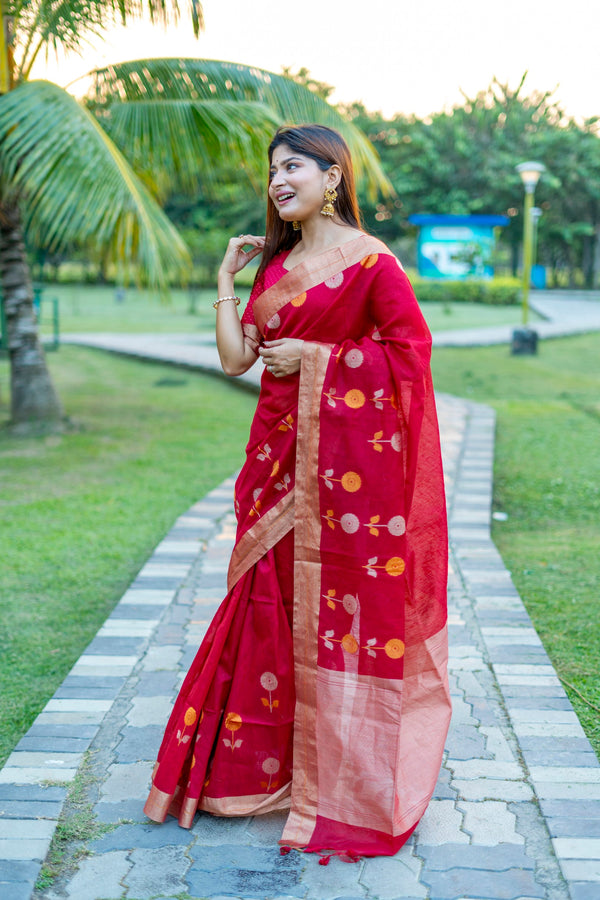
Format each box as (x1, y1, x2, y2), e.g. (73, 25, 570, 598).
(144, 234, 451, 856)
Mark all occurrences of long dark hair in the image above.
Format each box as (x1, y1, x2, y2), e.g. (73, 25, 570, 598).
(255, 124, 363, 280)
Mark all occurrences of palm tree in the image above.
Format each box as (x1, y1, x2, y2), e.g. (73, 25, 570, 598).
(0, 1, 390, 429)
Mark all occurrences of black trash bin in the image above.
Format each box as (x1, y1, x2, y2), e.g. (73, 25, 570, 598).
(511, 328, 538, 355)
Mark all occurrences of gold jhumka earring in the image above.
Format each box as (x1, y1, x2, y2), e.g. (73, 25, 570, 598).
(320, 187, 338, 217)
(292, 221, 301, 231)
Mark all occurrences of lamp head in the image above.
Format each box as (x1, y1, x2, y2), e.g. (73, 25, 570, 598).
(516, 161, 545, 193)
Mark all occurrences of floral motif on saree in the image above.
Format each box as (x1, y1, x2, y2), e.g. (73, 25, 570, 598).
(144, 234, 451, 857)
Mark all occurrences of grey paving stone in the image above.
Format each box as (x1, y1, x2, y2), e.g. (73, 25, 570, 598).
(0, 883, 33, 900)
(419, 842, 534, 870)
(131, 576, 184, 589)
(359, 851, 426, 899)
(185, 865, 304, 899)
(25, 722, 98, 740)
(180, 646, 201, 668)
(0, 858, 42, 880)
(0, 783, 67, 802)
(85, 635, 148, 654)
(521, 748, 599, 767)
(113, 725, 163, 762)
(110, 603, 167, 620)
(95, 799, 147, 824)
(90, 820, 192, 852)
(570, 884, 600, 900)
(422, 866, 545, 899)
(134, 671, 180, 696)
(445, 724, 490, 760)
(547, 816, 600, 838)
(539, 799, 600, 818)
(101, 762, 151, 803)
(51, 685, 121, 700)
(15, 735, 90, 753)
(63, 849, 131, 899)
(123, 845, 190, 898)
(0, 799, 63, 818)
(155, 624, 186, 643)
(242, 812, 287, 845)
(188, 843, 301, 873)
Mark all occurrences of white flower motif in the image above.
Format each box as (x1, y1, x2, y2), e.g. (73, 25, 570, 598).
(260, 672, 278, 691)
(344, 349, 364, 368)
(325, 272, 344, 289)
(262, 757, 280, 775)
(388, 515, 406, 536)
(267, 313, 281, 330)
(342, 593, 358, 614)
(391, 431, 402, 452)
(341, 513, 360, 534)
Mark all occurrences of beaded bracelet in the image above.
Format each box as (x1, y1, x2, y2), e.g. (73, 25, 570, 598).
(213, 295, 241, 310)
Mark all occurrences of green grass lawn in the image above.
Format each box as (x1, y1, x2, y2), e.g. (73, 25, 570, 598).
(432, 332, 600, 757)
(0, 347, 255, 767)
(36, 282, 536, 337)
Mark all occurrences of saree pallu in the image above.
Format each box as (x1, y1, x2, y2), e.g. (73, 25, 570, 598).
(144, 234, 451, 856)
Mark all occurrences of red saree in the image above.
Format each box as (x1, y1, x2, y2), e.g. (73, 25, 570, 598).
(144, 233, 451, 856)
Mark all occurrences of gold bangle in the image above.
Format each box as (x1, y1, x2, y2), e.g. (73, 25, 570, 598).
(213, 295, 241, 309)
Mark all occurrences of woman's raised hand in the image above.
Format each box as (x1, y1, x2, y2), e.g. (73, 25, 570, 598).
(220, 234, 265, 276)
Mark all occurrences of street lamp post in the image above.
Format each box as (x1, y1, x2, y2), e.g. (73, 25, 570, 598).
(512, 161, 545, 354)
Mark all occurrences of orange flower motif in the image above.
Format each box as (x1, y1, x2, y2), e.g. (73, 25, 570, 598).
(385, 638, 405, 659)
(344, 389, 366, 409)
(360, 253, 379, 268)
(291, 292, 307, 307)
(225, 712, 242, 732)
(364, 556, 406, 577)
(184, 707, 197, 727)
(385, 557, 406, 576)
(270, 460, 280, 477)
(341, 471, 362, 493)
(223, 712, 243, 753)
(341, 633, 359, 654)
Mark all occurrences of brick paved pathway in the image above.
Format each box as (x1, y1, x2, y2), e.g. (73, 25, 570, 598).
(1, 337, 600, 899)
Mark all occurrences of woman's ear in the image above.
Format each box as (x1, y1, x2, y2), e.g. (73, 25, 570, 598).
(327, 164, 342, 190)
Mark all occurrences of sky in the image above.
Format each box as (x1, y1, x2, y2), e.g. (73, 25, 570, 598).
(31, 0, 600, 122)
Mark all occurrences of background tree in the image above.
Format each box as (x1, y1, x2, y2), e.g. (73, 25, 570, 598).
(346, 78, 600, 286)
(0, 2, 391, 430)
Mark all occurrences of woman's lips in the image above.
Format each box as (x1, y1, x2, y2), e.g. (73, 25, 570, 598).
(277, 193, 295, 205)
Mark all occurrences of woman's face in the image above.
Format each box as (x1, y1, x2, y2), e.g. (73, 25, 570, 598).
(268, 143, 335, 224)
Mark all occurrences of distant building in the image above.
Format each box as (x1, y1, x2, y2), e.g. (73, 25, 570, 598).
(409, 214, 509, 279)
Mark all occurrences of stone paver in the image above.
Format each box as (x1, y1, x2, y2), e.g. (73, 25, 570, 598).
(2, 305, 599, 899)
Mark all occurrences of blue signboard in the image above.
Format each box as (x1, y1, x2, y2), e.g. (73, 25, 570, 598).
(409, 215, 509, 280)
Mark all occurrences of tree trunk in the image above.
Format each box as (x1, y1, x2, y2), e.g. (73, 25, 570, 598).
(0, 201, 64, 426)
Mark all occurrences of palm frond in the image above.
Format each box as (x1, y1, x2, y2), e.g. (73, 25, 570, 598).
(100, 97, 278, 196)
(12, 1, 203, 82)
(0, 79, 190, 287)
(86, 58, 394, 200)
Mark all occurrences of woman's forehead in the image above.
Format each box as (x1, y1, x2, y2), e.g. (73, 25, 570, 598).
(271, 144, 306, 166)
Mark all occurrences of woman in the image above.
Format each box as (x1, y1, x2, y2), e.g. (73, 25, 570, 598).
(144, 124, 451, 858)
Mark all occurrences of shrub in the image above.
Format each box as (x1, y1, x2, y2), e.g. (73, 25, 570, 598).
(412, 277, 520, 305)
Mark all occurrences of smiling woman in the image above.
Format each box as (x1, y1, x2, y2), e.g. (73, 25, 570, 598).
(144, 124, 451, 860)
